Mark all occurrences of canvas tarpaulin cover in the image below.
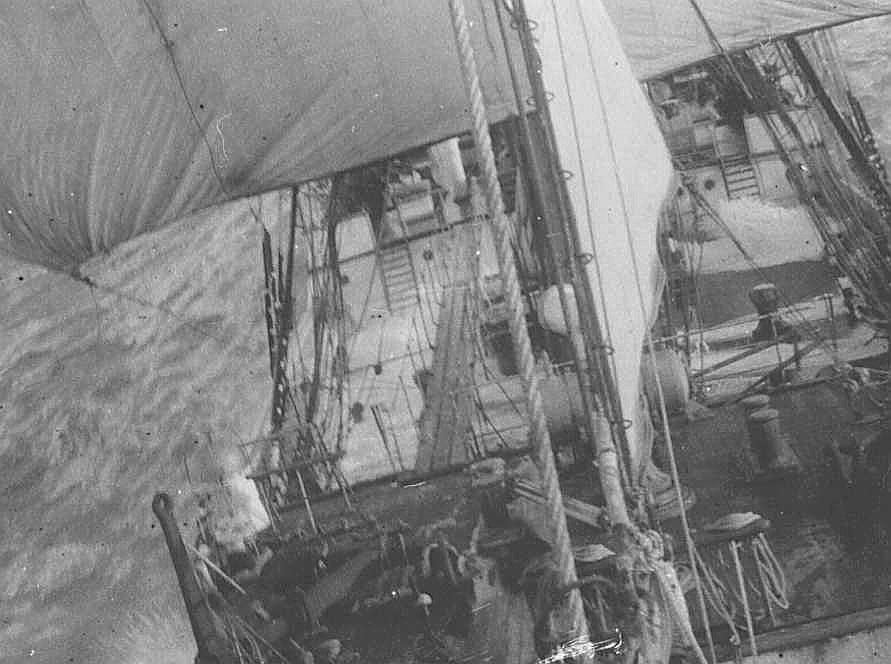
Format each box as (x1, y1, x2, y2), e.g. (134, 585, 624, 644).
(0, 0, 520, 271)
(602, 0, 891, 80)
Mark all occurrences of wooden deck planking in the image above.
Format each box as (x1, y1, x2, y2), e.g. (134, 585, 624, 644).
(414, 283, 477, 475)
(666, 379, 891, 631)
(413, 283, 532, 477)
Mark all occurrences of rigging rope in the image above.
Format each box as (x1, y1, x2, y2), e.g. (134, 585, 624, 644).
(753, 533, 790, 612)
(761, 40, 882, 256)
(553, 1, 715, 658)
(730, 540, 758, 658)
(690, 532, 789, 660)
(692, 5, 891, 318)
(681, 176, 838, 359)
(510, 0, 636, 498)
(692, 547, 742, 647)
(447, 0, 589, 645)
(772, 39, 891, 293)
(492, 0, 602, 469)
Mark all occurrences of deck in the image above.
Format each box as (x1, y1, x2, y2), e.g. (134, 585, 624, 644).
(271, 299, 891, 663)
(663, 371, 891, 656)
(275, 468, 541, 664)
(274, 363, 891, 663)
(414, 283, 478, 474)
(412, 285, 531, 479)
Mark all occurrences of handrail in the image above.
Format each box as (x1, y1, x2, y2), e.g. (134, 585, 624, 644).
(245, 450, 346, 481)
(651, 297, 834, 346)
(307, 211, 482, 274)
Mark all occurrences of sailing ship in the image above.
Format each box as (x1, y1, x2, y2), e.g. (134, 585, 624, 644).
(630, 17, 891, 392)
(3, 1, 891, 663)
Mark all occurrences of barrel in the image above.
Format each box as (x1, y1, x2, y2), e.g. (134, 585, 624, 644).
(642, 349, 690, 416)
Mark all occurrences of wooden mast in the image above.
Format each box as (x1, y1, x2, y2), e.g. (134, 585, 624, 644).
(509, 0, 633, 526)
(152, 493, 236, 664)
(785, 37, 891, 233)
(447, 0, 591, 649)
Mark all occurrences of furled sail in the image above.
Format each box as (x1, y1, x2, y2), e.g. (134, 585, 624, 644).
(529, 0, 675, 475)
(602, 0, 891, 80)
(0, 1, 520, 271)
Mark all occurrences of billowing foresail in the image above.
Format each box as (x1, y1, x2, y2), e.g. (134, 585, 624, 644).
(0, 1, 521, 271)
(602, 0, 891, 80)
(529, 0, 675, 474)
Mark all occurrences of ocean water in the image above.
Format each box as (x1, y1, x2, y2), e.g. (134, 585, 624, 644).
(1, 15, 891, 664)
(0, 199, 276, 664)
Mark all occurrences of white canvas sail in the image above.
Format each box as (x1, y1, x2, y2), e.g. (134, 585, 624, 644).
(528, 0, 675, 475)
(0, 1, 522, 271)
(3, 1, 887, 272)
(602, 0, 891, 80)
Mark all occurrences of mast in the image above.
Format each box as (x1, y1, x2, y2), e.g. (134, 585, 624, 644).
(270, 186, 300, 430)
(785, 37, 891, 233)
(152, 493, 236, 664)
(510, 0, 633, 525)
(447, 0, 590, 646)
(492, 0, 615, 476)
(848, 92, 890, 185)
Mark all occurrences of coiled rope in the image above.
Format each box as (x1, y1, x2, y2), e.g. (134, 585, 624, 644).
(753, 533, 790, 612)
(691, 532, 789, 659)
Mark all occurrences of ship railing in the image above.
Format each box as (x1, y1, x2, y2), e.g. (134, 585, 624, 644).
(654, 294, 839, 349)
(671, 145, 720, 169)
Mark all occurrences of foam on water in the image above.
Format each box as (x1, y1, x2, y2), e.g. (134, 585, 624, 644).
(689, 197, 824, 274)
(100, 604, 195, 664)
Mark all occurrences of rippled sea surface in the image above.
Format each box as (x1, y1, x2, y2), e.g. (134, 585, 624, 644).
(1, 14, 890, 664)
(0, 200, 274, 664)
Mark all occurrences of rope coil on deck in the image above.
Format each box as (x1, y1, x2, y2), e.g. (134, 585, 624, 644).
(447, 0, 588, 645)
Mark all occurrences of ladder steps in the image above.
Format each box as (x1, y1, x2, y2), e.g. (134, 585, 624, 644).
(380, 253, 410, 262)
(718, 151, 760, 200)
(377, 240, 421, 313)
